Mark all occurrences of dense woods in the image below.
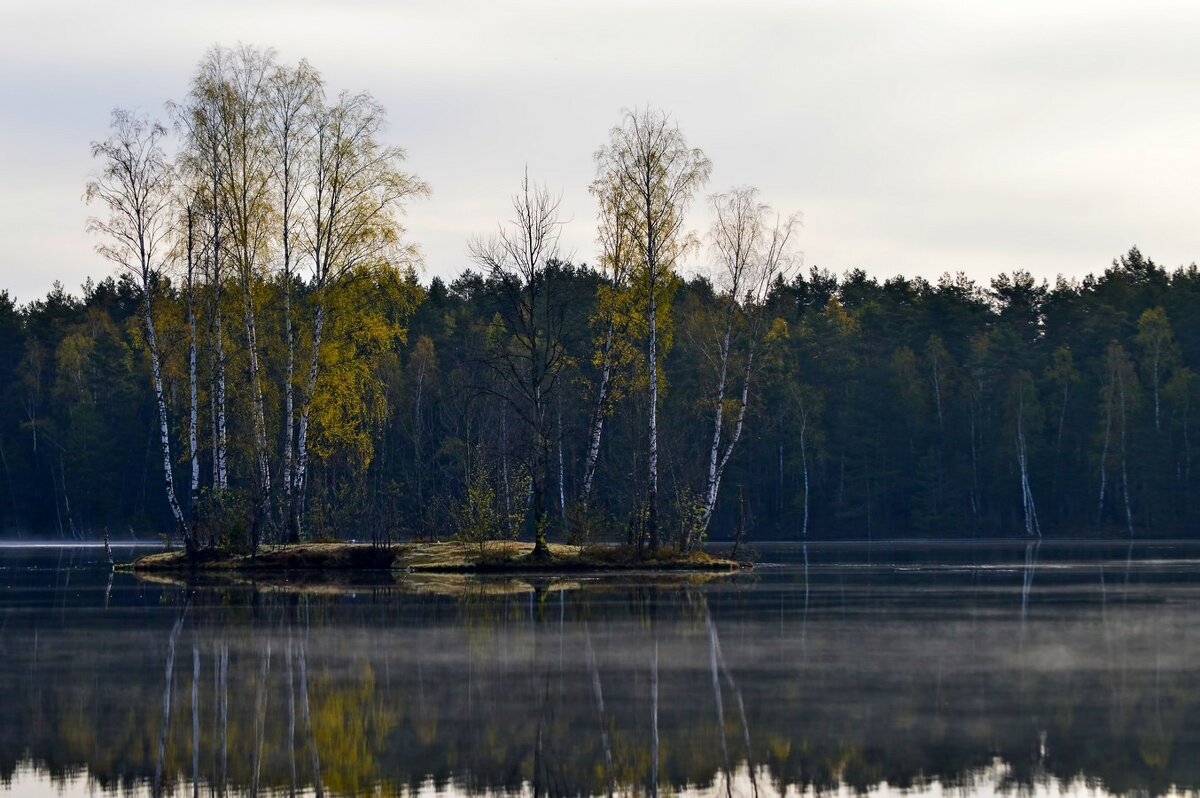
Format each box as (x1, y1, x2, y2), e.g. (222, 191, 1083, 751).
(2, 45, 1199, 544)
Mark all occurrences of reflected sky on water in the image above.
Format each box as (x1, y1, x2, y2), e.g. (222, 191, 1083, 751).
(2, 540, 1200, 797)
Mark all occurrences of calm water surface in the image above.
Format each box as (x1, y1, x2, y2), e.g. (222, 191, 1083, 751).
(2, 540, 1199, 797)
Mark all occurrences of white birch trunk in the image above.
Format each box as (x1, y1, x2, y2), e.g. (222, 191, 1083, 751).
(557, 396, 566, 526)
(647, 272, 659, 551)
(242, 290, 272, 543)
(188, 297, 199, 512)
(581, 321, 615, 504)
(185, 214, 199, 519)
(209, 204, 229, 498)
(215, 290, 228, 495)
(698, 318, 733, 547)
(144, 296, 190, 548)
(283, 276, 296, 541)
(291, 304, 325, 541)
(696, 350, 756, 547)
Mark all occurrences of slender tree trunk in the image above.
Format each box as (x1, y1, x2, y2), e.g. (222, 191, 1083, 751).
(283, 271, 297, 542)
(557, 396, 566, 527)
(697, 352, 756, 547)
(531, 398, 550, 557)
(185, 211, 200, 522)
(697, 317, 733, 549)
(291, 304, 325, 542)
(144, 293, 190, 551)
(211, 229, 228, 498)
(582, 321, 616, 504)
(501, 406, 512, 531)
(242, 288, 272, 548)
(647, 272, 659, 553)
(208, 317, 218, 504)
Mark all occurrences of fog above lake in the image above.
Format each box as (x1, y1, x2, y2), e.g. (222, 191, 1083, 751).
(3, 542, 1199, 797)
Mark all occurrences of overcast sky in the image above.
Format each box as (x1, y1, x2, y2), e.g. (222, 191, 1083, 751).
(3, 0, 1200, 302)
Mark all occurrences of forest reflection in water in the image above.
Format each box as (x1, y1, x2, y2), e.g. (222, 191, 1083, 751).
(2, 541, 1200, 797)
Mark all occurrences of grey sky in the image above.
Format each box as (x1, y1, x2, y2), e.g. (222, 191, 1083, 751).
(3, 0, 1199, 302)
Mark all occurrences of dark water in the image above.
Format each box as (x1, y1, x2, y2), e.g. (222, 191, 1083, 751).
(3, 540, 1200, 797)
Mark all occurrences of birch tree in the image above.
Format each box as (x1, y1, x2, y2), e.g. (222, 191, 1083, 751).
(86, 109, 192, 551)
(177, 197, 202, 517)
(594, 108, 710, 552)
(291, 90, 427, 542)
(214, 45, 276, 546)
(266, 59, 323, 542)
(580, 170, 639, 508)
(172, 51, 231, 502)
(687, 186, 798, 549)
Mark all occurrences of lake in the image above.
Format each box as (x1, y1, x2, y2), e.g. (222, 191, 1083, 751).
(2, 540, 1199, 797)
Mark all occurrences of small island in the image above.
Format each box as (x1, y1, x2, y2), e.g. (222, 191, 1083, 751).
(123, 540, 749, 575)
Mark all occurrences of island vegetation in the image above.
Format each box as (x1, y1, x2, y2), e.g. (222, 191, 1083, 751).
(125, 540, 745, 574)
(1, 42, 1199, 560)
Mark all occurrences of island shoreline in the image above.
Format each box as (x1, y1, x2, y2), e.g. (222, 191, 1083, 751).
(120, 540, 750, 575)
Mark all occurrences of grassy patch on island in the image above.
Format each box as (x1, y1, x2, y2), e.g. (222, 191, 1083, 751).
(123, 540, 748, 574)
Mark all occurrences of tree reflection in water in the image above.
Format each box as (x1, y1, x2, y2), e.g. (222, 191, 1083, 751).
(2, 543, 1200, 797)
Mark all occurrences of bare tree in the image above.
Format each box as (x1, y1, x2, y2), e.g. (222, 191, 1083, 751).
(86, 109, 191, 551)
(594, 108, 711, 552)
(688, 187, 798, 549)
(469, 171, 569, 559)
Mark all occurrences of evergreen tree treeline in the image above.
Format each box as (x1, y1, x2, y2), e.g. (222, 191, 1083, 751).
(5, 250, 1199, 542)
(3, 45, 1198, 544)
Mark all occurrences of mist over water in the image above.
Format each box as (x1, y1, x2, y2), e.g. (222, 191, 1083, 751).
(2, 542, 1199, 797)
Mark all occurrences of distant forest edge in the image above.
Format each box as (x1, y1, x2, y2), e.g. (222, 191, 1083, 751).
(2, 44, 1197, 546)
